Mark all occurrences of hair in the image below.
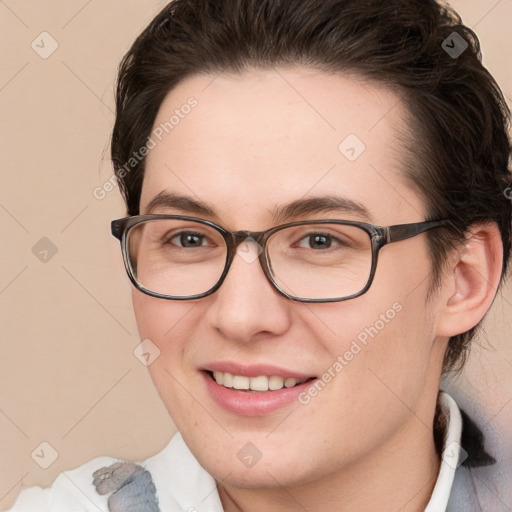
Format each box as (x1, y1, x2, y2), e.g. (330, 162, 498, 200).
(111, 0, 512, 375)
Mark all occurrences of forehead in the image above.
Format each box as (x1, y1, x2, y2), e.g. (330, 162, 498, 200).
(142, 67, 424, 227)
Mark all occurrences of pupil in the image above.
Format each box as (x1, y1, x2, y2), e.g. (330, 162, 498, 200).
(182, 233, 201, 247)
(311, 234, 330, 249)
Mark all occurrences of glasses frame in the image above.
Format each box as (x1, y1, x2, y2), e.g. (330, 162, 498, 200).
(111, 214, 450, 303)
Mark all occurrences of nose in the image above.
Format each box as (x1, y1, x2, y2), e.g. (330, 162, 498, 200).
(205, 240, 292, 343)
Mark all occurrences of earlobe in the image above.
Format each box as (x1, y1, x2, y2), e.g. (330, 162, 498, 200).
(437, 222, 503, 338)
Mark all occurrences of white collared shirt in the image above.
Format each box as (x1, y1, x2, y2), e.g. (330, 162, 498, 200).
(5, 391, 474, 511)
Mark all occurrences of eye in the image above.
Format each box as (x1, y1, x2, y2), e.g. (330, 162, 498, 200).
(167, 231, 210, 248)
(297, 232, 346, 250)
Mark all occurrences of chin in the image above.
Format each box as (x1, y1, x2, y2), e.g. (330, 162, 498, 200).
(208, 459, 311, 490)
(184, 432, 319, 490)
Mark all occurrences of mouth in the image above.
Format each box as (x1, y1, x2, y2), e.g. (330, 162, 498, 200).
(205, 370, 316, 392)
(200, 362, 319, 416)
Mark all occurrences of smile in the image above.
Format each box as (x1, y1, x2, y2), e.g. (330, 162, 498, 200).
(209, 371, 313, 392)
(201, 364, 318, 416)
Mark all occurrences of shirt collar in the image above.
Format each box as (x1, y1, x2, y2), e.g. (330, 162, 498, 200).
(424, 390, 463, 511)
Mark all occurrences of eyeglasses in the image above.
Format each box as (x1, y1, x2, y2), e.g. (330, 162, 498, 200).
(111, 215, 450, 303)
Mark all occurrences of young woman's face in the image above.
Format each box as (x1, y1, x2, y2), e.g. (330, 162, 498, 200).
(134, 68, 448, 488)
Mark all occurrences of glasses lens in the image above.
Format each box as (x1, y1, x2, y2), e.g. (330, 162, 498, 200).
(267, 223, 372, 300)
(126, 219, 227, 297)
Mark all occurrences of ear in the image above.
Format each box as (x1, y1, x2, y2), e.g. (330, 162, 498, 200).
(436, 222, 504, 338)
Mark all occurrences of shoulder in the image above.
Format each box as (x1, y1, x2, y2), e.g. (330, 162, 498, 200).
(6, 433, 223, 512)
(139, 432, 223, 511)
(443, 392, 511, 511)
(5, 454, 118, 511)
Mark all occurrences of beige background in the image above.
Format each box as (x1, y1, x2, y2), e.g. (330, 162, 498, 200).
(0, 1, 511, 509)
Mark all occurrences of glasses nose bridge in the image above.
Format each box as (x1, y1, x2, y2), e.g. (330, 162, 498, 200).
(231, 229, 267, 248)
(223, 229, 277, 297)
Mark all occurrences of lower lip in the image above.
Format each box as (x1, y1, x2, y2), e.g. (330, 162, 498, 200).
(202, 372, 316, 417)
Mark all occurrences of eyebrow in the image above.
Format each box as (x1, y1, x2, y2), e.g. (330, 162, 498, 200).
(144, 191, 371, 222)
(271, 195, 371, 223)
(145, 191, 215, 216)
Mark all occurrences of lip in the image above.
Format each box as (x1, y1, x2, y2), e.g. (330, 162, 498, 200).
(204, 362, 314, 380)
(201, 362, 317, 417)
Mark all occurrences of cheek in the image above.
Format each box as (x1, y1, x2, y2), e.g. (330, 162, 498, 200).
(132, 288, 197, 345)
(292, 287, 435, 464)
(305, 299, 419, 397)
(132, 289, 205, 423)
(308, 246, 436, 398)
(131, 291, 191, 382)
(336, 258, 436, 406)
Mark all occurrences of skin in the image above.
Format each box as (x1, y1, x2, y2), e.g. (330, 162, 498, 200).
(132, 67, 502, 511)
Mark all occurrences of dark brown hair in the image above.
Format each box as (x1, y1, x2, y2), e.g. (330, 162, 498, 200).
(111, 0, 512, 374)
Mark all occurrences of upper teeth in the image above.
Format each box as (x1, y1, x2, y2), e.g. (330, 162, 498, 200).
(212, 371, 307, 391)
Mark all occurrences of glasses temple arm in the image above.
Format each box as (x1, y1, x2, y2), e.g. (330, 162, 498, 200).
(111, 219, 129, 240)
(386, 220, 450, 243)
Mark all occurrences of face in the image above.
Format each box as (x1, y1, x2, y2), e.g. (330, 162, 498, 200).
(133, 67, 448, 489)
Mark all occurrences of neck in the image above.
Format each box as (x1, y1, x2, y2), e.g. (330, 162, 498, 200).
(218, 409, 441, 512)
